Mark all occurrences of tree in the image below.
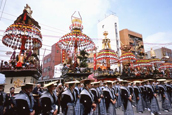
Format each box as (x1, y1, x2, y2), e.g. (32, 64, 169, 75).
(77, 49, 89, 67)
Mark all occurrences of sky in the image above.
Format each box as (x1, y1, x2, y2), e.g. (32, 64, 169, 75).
(0, 0, 172, 62)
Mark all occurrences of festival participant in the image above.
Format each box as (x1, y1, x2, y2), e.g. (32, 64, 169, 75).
(40, 81, 58, 115)
(32, 92, 41, 115)
(128, 82, 135, 107)
(61, 81, 78, 115)
(115, 80, 122, 109)
(0, 81, 6, 115)
(90, 82, 101, 115)
(121, 80, 134, 115)
(158, 79, 171, 112)
(140, 81, 147, 110)
(56, 82, 64, 114)
(97, 81, 106, 115)
(103, 81, 116, 115)
(14, 83, 35, 115)
(74, 81, 81, 115)
(147, 79, 160, 115)
(4, 87, 16, 115)
(134, 81, 144, 113)
(165, 80, 172, 104)
(32, 84, 43, 96)
(143, 80, 151, 111)
(112, 81, 118, 109)
(80, 78, 96, 115)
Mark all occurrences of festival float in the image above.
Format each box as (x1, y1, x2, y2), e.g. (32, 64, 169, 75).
(57, 12, 96, 81)
(0, 4, 42, 93)
(95, 31, 120, 80)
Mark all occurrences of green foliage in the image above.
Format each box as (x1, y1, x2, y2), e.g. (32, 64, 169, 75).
(77, 49, 89, 67)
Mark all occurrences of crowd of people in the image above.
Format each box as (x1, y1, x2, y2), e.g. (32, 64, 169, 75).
(0, 78, 172, 115)
(1, 50, 39, 70)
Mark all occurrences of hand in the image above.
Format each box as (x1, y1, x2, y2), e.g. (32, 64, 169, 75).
(3, 109, 5, 114)
(116, 93, 118, 96)
(92, 103, 96, 109)
(98, 98, 101, 103)
(53, 109, 58, 115)
(154, 93, 157, 97)
(137, 97, 139, 100)
(129, 96, 132, 101)
(163, 94, 165, 98)
(30, 110, 35, 115)
(112, 100, 116, 104)
(101, 95, 104, 98)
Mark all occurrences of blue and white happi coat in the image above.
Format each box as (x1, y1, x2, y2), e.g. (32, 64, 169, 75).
(62, 89, 76, 115)
(115, 85, 122, 108)
(158, 84, 171, 110)
(147, 84, 160, 113)
(120, 86, 134, 115)
(134, 86, 144, 112)
(99, 86, 107, 115)
(103, 87, 116, 115)
(80, 89, 94, 115)
(75, 87, 81, 115)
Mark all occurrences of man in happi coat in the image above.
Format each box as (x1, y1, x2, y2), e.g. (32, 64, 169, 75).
(134, 81, 144, 113)
(61, 81, 77, 115)
(121, 80, 134, 115)
(143, 80, 151, 111)
(140, 81, 147, 110)
(15, 83, 35, 115)
(4, 87, 16, 115)
(40, 81, 58, 115)
(165, 80, 172, 104)
(158, 79, 171, 112)
(115, 81, 122, 108)
(91, 82, 101, 115)
(75, 81, 81, 115)
(80, 79, 96, 115)
(97, 82, 106, 115)
(147, 79, 160, 115)
(128, 82, 135, 107)
(103, 81, 116, 115)
(0, 81, 6, 115)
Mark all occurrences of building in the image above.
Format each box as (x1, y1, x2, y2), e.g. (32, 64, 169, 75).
(42, 43, 62, 79)
(97, 14, 121, 57)
(119, 29, 145, 59)
(146, 47, 172, 63)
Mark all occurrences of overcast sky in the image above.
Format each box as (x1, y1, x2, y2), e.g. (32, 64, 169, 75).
(0, 0, 172, 62)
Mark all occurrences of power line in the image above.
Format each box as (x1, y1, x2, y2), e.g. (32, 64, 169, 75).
(0, 11, 67, 33)
(0, 0, 7, 20)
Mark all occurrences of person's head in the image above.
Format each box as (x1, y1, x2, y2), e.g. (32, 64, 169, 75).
(69, 83, 75, 90)
(107, 82, 112, 88)
(10, 87, 15, 94)
(149, 80, 154, 85)
(123, 81, 129, 87)
(136, 83, 140, 86)
(76, 83, 81, 88)
(0, 85, 4, 92)
(84, 80, 92, 89)
(24, 84, 33, 94)
(37, 84, 41, 88)
(47, 84, 55, 92)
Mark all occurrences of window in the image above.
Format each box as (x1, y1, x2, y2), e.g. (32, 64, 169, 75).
(43, 68, 47, 72)
(57, 50, 59, 53)
(24, 78, 26, 83)
(44, 59, 47, 64)
(47, 57, 51, 62)
(10, 78, 13, 84)
(102, 25, 104, 28)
